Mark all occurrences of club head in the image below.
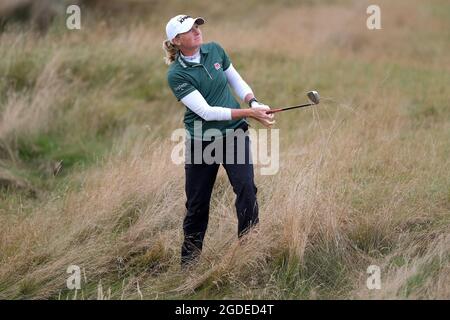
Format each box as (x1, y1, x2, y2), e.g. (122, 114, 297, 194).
(307, 90, 320, 104)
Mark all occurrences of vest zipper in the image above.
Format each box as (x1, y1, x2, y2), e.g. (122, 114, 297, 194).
(193, 64, 213, 80)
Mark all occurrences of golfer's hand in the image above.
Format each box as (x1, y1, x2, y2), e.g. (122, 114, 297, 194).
(251, 105, 275, 128)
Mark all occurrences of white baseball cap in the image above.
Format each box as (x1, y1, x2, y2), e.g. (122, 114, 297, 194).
(165, 15, 205, 43)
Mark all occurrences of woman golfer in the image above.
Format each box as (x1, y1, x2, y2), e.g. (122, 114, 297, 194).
(163, 15, 275, 268)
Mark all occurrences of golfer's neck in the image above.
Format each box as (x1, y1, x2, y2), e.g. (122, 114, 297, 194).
(180, 46, 200, 57)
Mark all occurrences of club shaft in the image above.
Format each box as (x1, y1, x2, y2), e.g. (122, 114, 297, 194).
(266, 103, 314, 114)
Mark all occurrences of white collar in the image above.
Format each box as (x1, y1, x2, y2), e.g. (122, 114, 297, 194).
(181, 50, 200, 62)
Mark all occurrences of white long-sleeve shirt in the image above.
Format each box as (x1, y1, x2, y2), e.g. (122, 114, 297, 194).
(180, 63, 253, 121)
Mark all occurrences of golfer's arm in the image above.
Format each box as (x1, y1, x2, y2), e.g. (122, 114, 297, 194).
(224, 64, 256, 107)
(244, 93, 255, 105)
(181, 90, 253, 121)
(181, 90, 231, 121)
(230, 108, 253, 120)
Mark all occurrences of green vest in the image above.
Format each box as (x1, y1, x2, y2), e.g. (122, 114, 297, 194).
(167, 42, 245, 140)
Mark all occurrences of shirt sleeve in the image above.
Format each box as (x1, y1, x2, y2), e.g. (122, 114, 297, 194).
(181, 90, 232, 121)
(167, 72, 197, 101)
(214, 42, 231, 71)
(224, 63, 253, 101)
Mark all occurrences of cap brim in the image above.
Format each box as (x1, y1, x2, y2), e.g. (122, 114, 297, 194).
(194, 17, 205, 25)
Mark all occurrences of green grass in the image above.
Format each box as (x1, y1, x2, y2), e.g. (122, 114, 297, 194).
(400, 255, 446, 298)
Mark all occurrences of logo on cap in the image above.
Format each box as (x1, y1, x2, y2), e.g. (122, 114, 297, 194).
(177, 15, 191, 23)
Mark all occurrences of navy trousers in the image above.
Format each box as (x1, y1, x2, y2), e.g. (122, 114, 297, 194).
(181, 122, 259, 267)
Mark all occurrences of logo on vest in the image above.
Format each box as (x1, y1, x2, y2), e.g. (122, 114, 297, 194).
(214, 62, 221, 70)
(175, 83, 189, 92)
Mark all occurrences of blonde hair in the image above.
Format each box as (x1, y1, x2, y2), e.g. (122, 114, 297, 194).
(162, 39, 179, 65)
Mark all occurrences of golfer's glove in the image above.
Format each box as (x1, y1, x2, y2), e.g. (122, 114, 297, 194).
(250, 101, 270, 110)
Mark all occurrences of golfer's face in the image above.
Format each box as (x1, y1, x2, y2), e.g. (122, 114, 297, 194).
(178, 24, 202, 48)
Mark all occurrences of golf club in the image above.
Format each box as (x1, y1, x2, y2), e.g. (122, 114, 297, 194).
(266, 90, 320, 114)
